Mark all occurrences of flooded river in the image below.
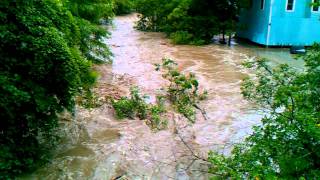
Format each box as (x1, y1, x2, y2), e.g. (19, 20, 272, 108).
(21, 14, 302, 180)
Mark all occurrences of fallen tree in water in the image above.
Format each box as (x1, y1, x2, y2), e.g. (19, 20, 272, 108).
(110, 58, 208, 130)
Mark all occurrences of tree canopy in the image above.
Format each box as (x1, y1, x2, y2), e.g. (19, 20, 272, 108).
(135, 0, 250, 44)
(0, 0, 113, 178)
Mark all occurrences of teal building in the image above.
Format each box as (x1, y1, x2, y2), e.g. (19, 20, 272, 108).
(237, 0, 320, 46)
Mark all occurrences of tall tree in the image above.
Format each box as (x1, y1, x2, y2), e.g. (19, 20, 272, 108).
(0, 0, 113, 178)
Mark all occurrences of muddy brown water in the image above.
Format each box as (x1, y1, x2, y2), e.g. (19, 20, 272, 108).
(20, 14, 301, 180)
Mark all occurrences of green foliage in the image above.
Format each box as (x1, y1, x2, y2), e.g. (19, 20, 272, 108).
(208, 45, 320, 179)
(311, 0, 320, 7)
(113, 0, 135, 15)
(65, 0, 114, 62)
(130, 86, 148, 119)
(0, 0, 113, 177)
(149, 96, 168, 130)
(170, 31, 194, 44)
(112, 59, 205, 129)
(155, 58, 206, 122)
(169, 31, 205, 45)
(112, 87, 148, 119)
(135, 0, 249, 44)
(112, 97, 136, 119)
(112, 87, 167, 130)
(77, 89, 103, 109)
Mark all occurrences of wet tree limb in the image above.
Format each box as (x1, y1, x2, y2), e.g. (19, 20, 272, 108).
(193, 104, 208, 121)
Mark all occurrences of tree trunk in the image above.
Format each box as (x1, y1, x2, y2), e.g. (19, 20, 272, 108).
(220, 28, 226, 44)
(228, 33, 232, 46)
(222, 29, 225, 43)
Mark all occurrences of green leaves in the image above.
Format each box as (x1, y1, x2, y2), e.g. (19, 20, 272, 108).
(113, 0, 135, 15)
(111, 87, 168, 130)
(112, 97, 136, 119)
(112, 87, 148, 120)
(135, 0, 248, 44)
(0, 0, 113, 177)
(112, 59, 205, 128)
(156, 58, 205, 122)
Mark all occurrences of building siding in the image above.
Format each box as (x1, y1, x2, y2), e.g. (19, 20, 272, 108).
(237, 0, 271, 45)
(237, 0, 320, 46)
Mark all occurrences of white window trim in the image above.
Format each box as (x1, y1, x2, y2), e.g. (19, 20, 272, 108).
(311, 0, 320, 13)
(285, 0, 295, 12)
(260, 0, 265, 10)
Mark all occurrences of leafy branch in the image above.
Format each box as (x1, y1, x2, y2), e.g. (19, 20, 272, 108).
(155, 58, 208, 122)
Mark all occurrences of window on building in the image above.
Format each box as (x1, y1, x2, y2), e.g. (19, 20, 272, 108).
(286, 0, 295, 11)
(312, 0, 319, 12)
(260, 0, 265, 10)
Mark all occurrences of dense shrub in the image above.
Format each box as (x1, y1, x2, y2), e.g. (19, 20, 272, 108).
(0, 0, 113, 177)
(170, 31, 206, 45)
(169, 31, 194, 44)
(112, 97, 136, 119)
(135, 0, 249, 44)
(114, 0, 135, 15)
(112, 87, 167, 130)
(112, 87, 148, 119)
